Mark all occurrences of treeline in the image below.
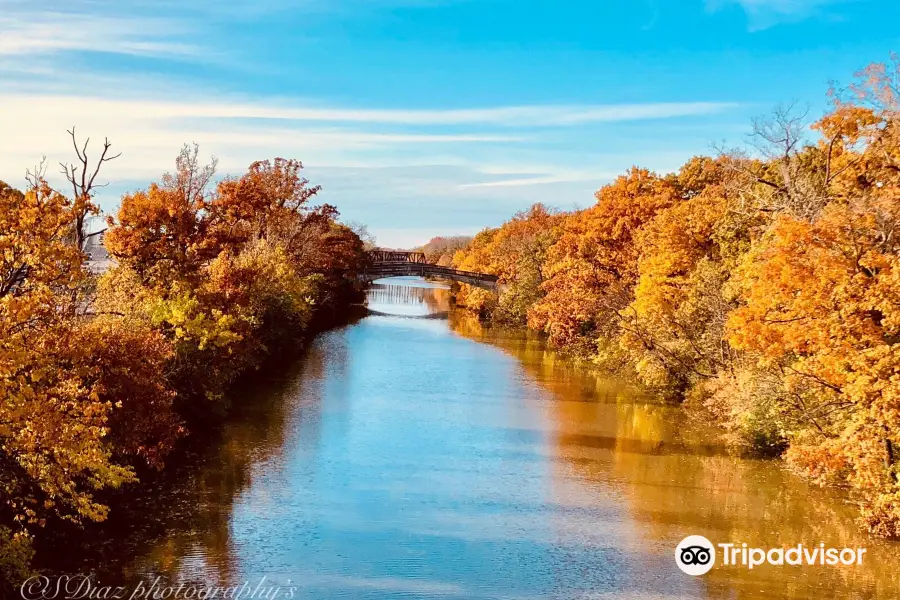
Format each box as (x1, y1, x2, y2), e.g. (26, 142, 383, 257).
(0, 144, 365, 583)
(452, 60, 900, 536)
(414, 235, 473, 266)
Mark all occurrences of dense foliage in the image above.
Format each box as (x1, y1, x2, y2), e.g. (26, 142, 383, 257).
(452, 59, 900, 536)
(415, 235, 474, 266)
(0, 145, 364, 583)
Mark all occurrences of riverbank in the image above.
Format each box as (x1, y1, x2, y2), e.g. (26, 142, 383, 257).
(32, 306, 368, 576)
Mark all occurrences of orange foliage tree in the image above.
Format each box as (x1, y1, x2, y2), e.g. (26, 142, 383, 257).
(453, 204, 563, 324)
(104, 146, 364, 410)
(529, 168, 676, 351)
(0, 174, 171, 583)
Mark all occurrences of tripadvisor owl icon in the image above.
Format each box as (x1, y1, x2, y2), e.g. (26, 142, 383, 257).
(676, 535, 716, 576)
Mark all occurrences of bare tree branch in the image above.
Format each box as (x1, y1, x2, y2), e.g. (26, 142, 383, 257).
(57, 127, 121, 250)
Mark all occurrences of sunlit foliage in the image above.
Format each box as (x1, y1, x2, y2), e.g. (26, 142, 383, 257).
(0, 143, 364, 584)
(416, 235, 473, 266)
(451, 58, 900, 535)
(453, 204, 563, 325)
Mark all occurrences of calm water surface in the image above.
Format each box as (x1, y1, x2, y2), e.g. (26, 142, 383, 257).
(49, 279, 900, 599)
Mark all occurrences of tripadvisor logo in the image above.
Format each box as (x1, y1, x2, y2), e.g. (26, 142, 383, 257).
(675, 535, 868, 576)
(675, 535, 715, 576)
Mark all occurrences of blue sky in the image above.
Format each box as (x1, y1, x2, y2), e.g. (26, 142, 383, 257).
(1, 0, 899, 247)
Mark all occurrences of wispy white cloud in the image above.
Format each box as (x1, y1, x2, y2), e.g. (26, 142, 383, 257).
(0, 93, 736, 128)
(0, 0, 466, 63)
(307, 164, 610, 247)
(0, 13, 199, 58)
(0, 95, 527, 185)
(459, 172, 617, 188)
(0, 0, 746, 248)
(0, 86, 733, 247)
(0, 0, 461, 19)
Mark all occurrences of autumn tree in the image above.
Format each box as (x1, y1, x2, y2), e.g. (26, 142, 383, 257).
(103, 148, 364, 411)
(618, 158, 735, 393)
(104, 145, 217, 286)
(419, 235, 473, 266)
(0, 177, 136, 582)
(450, 228, 500, 317)
(529, 168, 676, 351)
(2, 131, 367, 584)
(453, 204, 563, 324)
(724, 61, 900, 532)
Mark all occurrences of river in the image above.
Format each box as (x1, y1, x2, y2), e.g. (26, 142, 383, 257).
(42, 279, 900, 599)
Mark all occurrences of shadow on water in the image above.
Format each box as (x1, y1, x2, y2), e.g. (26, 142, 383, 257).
(33, 279, 440, 585)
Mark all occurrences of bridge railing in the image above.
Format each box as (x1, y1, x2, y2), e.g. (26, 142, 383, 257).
(417, 264, 499, 282)
(362, 262, 498, 282)
(367, 250, 428, 264)
(361, 249, 498, 289)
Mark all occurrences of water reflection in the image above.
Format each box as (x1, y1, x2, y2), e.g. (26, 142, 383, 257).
(42, 281, 900, 600)
(448, 310, 900, 599)
(367, 277, 450, 317)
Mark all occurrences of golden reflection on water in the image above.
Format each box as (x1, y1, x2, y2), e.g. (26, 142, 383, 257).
(448, 310, 900, 599)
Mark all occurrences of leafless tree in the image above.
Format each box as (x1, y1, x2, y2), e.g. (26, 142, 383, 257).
(161, 143, 218, 205)
(715, 103, 833, 221)
(25, 157, 49, 189)
(345, 220, 378, 251)
(59, 127, 121, 250)
(748, 102, 810, 187)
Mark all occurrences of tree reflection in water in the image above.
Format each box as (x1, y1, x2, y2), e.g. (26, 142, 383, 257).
(448, 310, 900, 600)
(39, 325, 353, 588)
(366, 278, 451, 317)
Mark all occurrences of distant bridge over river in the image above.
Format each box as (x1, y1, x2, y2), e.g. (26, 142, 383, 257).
(362, 250, 499, 291)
